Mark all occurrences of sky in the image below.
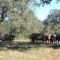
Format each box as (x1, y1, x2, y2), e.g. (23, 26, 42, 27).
(29, 0, 60, 21)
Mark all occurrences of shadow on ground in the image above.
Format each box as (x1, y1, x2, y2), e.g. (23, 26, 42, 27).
(0, 41, 60, 51)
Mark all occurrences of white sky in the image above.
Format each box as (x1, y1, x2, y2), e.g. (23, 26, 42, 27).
(29, 0, 60, 21)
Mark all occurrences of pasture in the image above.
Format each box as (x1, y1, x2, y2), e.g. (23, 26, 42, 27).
(0, 38, 60, 60)
(0, 0, 60, 60)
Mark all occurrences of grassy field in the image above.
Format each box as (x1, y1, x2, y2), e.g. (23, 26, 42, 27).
(0, 39, 60, 60)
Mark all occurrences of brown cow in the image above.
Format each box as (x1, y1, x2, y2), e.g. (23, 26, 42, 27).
(49, 35, 56, 44)
(0, 32, 15, 42)
(55, 34, 60, 44)
(42, 35, 49, 43)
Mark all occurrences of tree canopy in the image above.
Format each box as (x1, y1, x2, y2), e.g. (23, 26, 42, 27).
(0, 0, 44, 39)
(0, 0, 60, 39)
(43, 9, 60, 35)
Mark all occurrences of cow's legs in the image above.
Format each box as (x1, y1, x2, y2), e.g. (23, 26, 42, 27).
(58, 40, 59, 44)
(44, 40, 46, 44)
(50, 40, 53, 44)
(31, 39, 35, 43)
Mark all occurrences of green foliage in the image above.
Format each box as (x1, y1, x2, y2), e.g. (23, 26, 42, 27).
(43, 9, 60, 35)
(0, 0, 60, 40)
(0, 0, 44, 39)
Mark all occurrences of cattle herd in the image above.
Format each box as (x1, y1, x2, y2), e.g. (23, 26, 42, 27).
(29, 33, 60, 44)
(0, 32, 60, 45)
(0, 32, 15, 42)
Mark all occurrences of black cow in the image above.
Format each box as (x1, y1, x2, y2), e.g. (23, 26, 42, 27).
(29, 33, 49, 43)
(55, 34, 60, 44)
(29, 33, 43, 43)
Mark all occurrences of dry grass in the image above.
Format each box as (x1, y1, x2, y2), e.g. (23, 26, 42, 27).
(0, 47, 60, 60)
(0, 39, 60, 60)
